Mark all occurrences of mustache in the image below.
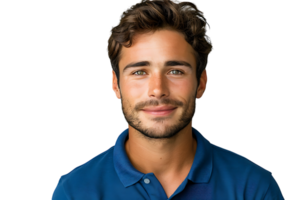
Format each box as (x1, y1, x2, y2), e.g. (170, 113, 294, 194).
(135, 99, 183, 110)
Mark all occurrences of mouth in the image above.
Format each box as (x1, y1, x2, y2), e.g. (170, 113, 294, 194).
(141, 107, 177, 116)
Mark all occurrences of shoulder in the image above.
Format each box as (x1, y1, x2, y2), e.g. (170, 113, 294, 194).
(210, 144, 284, 199)
(211, 144, 272, 178)
(52, 146, 117, 200)
(62, 146, 115, 180)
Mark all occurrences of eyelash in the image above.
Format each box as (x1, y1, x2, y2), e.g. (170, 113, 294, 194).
(132, 69, 184, 76)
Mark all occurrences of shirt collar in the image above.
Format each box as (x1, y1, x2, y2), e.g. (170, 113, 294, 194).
(113, 127, 213, 187)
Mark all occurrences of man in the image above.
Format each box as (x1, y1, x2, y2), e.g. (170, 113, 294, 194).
(52, 0, 284, 199)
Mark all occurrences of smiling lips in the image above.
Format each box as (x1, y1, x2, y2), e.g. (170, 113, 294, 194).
(142, 106, 177, 116)
(142, 106, 176, 112)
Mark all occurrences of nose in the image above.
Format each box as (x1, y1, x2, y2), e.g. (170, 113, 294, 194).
(147, 73, 170, 99)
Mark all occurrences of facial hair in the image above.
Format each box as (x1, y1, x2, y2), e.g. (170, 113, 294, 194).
(120, 90, 196, 139)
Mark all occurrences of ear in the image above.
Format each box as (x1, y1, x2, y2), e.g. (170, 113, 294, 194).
(196, 69, 207, 99)
(112, 70, 121, 99)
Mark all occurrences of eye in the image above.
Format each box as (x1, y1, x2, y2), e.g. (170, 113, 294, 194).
(132, 69, 184, 76)
(171, 69, 183, 75)
(132, 70, 144, 76)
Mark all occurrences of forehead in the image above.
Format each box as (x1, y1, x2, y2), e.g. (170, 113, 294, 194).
(118, 29, 197, 70)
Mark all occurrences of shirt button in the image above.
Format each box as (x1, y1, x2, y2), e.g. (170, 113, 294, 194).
(144, 178, 150, 184)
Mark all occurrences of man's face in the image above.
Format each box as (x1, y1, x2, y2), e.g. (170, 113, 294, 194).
(113, 29, 206, 139)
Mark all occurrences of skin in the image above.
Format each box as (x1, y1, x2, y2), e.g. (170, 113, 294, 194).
(112, 29, 207, 198)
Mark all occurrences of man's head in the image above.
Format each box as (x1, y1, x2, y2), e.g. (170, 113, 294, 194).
(108, 0, 212, 139)
(108, 0, 212, 89)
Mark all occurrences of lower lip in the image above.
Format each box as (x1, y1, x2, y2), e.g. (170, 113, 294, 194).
(142, 108, 177, 116)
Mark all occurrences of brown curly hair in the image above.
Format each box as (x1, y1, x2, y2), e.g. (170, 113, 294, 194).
(108, 0, 212, 88)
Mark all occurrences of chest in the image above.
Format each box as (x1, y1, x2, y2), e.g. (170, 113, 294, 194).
(163, 184, 180, 198)
(159, 177, 185, 198)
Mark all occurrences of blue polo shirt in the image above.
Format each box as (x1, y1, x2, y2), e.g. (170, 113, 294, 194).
(52, 127, 284, 200)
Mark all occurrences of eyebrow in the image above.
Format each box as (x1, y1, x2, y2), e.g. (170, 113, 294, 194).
(123, 60, 192, 73)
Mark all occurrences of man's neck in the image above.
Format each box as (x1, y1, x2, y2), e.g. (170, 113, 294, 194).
(125, 123, 197, 178)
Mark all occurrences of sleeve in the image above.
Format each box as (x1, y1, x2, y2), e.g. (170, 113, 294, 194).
(52, 177, 70, 200)
(263, 173, 284, 200)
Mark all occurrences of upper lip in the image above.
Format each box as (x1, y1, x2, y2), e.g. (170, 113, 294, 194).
(142, 106, 177, 111)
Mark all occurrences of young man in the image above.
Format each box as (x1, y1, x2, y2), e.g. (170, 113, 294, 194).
(52, 0, 284, 199)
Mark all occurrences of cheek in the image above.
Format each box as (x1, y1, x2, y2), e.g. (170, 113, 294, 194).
(121, 79, 147, 100)
(170, 79, 195, 97)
